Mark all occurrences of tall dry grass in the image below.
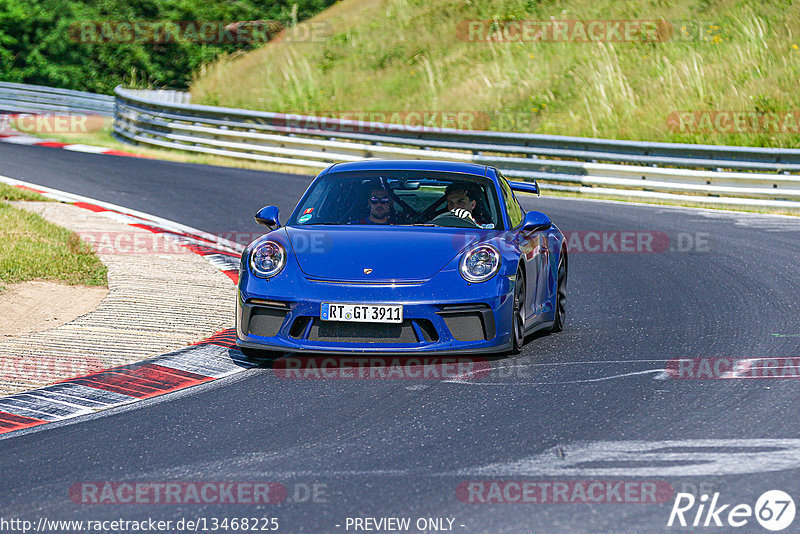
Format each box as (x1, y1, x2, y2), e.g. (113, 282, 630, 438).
(191, 0, 800, 147)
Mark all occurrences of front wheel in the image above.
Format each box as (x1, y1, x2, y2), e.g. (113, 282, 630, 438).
(551, 254, 567, 333)
(510, 267, 526, 354)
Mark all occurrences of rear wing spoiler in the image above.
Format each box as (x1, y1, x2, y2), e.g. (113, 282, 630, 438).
(509, 179, 540, 196)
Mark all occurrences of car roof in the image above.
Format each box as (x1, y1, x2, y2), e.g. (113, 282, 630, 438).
(324, 159, 490, 176)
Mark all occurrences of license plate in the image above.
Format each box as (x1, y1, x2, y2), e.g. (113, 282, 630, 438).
(320, 303, 403, 323)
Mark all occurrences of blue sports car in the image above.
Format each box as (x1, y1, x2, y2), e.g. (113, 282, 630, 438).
(236, 160, 567, 356)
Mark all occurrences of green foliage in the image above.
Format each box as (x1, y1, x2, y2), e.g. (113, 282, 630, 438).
(0, 0, 337, 93)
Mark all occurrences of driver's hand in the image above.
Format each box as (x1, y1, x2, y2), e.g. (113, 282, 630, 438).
(451, 208, 477, 224)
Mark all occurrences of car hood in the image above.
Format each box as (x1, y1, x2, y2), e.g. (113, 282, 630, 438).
(285, 226, 484, 281)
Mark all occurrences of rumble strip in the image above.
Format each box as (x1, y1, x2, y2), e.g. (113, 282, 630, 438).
(0, 176, 253, 436)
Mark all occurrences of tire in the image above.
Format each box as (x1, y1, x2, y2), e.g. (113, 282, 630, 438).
(551, 254, 567, 333)
(510, 267, 526, 354)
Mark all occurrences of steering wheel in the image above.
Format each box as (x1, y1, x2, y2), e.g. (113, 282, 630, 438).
(431, 210, 481, 228)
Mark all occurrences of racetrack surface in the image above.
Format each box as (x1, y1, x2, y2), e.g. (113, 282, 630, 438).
(2, 142, 800, 533)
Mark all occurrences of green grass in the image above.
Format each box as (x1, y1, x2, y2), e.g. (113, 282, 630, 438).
(191, 0, 800, 148)
(0, 183, 50, 202)
(0, 184, 107, 292)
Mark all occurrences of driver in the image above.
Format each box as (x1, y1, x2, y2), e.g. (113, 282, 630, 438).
(444, 182, 480, 225)
(358, 187, 394, 224)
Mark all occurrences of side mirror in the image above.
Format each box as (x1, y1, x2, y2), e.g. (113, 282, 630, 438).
(255, 205, 280, 230)
(522, 210, 552, 232)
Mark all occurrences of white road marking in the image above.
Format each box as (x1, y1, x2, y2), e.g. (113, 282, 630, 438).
(62, 144, 109, 154)
(456, 439, 800, 477)
(173, 439, 800, 479)
(444, 369, 665, 386)
(0, 135, 55, 145)
(498, 359, 676, 367)
(689, 210, 800, 232)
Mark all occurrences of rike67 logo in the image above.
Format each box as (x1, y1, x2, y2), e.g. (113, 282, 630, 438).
(668, 490, 796, 531)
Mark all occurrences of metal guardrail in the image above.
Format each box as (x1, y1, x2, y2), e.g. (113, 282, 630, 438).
(1, 81, 799, 209)
(113, 86, 800, 209)
(119, 88, 191, 105)
(0, 81, 115, 116)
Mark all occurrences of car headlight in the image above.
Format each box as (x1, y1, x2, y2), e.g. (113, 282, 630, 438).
(250, 241, 286, 278)
(459, 244, 501, 283)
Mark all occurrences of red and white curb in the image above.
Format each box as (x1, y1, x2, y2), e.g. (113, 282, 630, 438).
(0, 129, 143, 158)
(0, 336, 250, 434)
(0, 176, 256, 436)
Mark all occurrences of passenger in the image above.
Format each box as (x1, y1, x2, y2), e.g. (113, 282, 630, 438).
(359, 188, 393, 224)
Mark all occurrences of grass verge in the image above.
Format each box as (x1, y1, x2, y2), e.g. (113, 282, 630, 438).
(192, 0, 800, 148)
(0, 184, 107, 293)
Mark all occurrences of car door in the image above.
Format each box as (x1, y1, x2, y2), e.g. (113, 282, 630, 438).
(498, 175, 542, 322)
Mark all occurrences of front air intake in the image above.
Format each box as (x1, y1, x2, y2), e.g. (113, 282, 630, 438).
(247, 307, 288, 337)
(437, 304, 495, 342)
(308, 319, 418, 344)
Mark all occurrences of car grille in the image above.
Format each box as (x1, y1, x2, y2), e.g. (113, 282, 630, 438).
(308, 319, 418, 344)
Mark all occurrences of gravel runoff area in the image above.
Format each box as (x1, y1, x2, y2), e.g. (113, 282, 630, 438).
(0, 201, 237, 395)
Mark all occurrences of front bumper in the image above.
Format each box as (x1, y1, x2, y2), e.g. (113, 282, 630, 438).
(236, 268, 516, 354)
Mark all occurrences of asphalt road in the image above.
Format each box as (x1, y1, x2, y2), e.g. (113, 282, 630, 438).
(2, 142, 800, 533)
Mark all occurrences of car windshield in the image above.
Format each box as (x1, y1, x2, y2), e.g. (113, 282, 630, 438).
(288, 170, 504, 230)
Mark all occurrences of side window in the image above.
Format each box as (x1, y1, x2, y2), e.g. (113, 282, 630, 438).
(498, 174, 524, 228)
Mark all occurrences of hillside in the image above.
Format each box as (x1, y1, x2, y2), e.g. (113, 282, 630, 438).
(190, 0, 800, 147)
